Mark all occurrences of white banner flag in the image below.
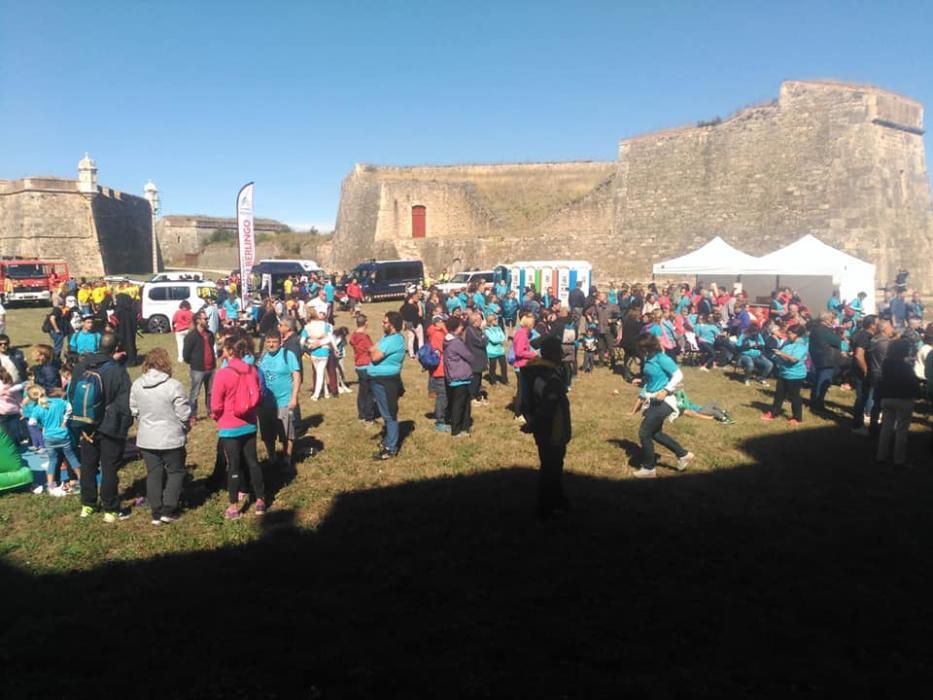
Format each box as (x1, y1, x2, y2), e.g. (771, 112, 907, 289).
(236, 182, 255, 309)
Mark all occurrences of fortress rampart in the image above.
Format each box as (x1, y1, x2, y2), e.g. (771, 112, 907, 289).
(331, 80, 932, 288)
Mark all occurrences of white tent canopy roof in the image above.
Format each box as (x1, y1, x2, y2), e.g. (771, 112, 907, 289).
(652, 236, 760, 275)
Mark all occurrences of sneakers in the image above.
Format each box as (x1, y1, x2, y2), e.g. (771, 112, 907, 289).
(760, 411, 774, 421)
(851, 426, 870, 437)
(32, 485, 45, 495)
(338, 386, 353, 394)
(254, 498, 267, 516)
(80, 505, 95, 518)
(48, 485, 68, 498)
(632, 467, 657, 479)
(676, 452, 695, 472)
(151, 517, 162, 526)
(373, 448, 398, 461)
(787, 418, 800, 427)
(159, 514, 179, 524)
(103, 510, 131, 523)
(434, 422, 451, 432)
(744, 379, 751, 386)
(758, 379, 769, 387)
(514, 415, 527, 425)
(452, 431, 472, 438)
(224, 504, 242, 520)
(699, 366, 710, 372)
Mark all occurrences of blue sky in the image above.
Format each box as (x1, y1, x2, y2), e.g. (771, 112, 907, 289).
(1, 1, 931, 231)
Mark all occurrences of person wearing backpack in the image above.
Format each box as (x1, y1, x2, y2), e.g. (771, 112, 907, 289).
(211, 335, 266, 519)
(423, 313, 448, 431)
(72, 332, 134, 522)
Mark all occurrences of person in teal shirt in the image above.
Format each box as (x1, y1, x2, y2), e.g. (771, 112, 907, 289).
(257, 331, 301, 464)
(69, 316, 101, 354)
(826, 290, 844, 319)
(222, 296, 241, 323)
(495, 280, 509, 301)
(737, 324, 773, 385)
(761, 324, 809, 424)
(695, 316, 720, 370)
(471, 289, 485, 314)
(484, 313, 508, 385)
(368, 311, 406, 459)
(632, 333, 693, 479)
(324, 280, 335, 303)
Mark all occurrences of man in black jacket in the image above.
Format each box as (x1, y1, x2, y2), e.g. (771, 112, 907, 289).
(182, 311, 216, 420)
(807, 312, 843, 413)
(73, 333, 134, 521)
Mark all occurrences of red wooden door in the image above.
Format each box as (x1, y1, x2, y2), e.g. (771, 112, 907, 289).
(411, 205, 426, 238)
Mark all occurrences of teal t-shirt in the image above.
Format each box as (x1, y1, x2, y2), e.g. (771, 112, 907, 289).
(258, 348, 301, 408)
(696, 323, 718, 344)
(368, 333, 405, 378)
(70, 331, 101, 354)
(484, 325, 506, 358)
(642, 352, 679, 394)
(739, 332, 763, 357)
(776, 338, 809, 380)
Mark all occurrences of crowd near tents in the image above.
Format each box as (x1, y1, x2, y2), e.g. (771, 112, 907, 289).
(653, 234, 877, 313)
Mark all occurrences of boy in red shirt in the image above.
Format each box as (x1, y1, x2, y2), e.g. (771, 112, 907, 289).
(349, 314, 376, 423)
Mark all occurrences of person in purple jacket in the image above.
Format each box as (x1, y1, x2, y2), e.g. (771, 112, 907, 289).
(442, 316, 474, 437)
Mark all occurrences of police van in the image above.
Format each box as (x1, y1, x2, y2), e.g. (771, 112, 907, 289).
(349, 260, 424, 301)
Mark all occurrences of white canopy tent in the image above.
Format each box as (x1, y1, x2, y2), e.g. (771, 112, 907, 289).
(652, 236, 761, 276)
(652, 234, 877, 313)
(750, 235, 876, 313)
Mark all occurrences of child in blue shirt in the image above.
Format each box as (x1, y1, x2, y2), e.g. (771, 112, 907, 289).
(31, 387, 81, 496)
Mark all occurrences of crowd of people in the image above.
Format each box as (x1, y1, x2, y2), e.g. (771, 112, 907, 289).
(0, 268, 929, 522)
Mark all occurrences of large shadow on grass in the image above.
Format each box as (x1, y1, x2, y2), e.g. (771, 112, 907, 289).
(2, 426, 933, 698)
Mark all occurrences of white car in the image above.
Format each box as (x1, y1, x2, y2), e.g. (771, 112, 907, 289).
(141, 280, 217, 333)
(435, 270, 496, 296)
(149, 271, 204, 283)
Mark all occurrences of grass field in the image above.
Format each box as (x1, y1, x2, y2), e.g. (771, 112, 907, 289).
(1, 303, 931, 697)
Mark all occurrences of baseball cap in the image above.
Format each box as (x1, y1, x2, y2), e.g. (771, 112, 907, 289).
(65, 296, 77, 308)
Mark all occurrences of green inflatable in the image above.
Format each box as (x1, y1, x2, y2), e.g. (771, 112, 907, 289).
(0, 430, 32, 493)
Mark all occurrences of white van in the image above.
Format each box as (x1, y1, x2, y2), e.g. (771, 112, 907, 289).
(141, 280, 217, 333)
(435, 270, 497, 295)
(149, 271, 204, 283)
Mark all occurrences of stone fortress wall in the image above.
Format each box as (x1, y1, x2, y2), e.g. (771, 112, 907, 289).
(331, 80, 933, 290)
(156, 215, 291, 264)
(0, 175, 154, 278)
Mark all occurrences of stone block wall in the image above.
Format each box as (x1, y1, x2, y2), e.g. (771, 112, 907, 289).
(0, 178, 153, 277)
(330, 80, 933, 290)
(157, 215, 291, 263)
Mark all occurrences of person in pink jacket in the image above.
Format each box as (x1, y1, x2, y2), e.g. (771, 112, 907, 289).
(211, 336, 266, 519)
(511, 312, 538, 422)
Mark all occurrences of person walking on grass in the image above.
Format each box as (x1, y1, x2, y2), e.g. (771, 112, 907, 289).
(368, 311, 406, 460)
(519, 337, 572, 518)
(129, 347, 191, 525)
(211, 336, 266, 519)
(171, 300, 193, 362)
(761, 323, 809, 426)
(631, 333, 694, 479)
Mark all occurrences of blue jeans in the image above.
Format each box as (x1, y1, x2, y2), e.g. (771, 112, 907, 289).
(49, 331, 64, 359)
(189, 369, 214, 418)
(810, 367, 835, 411)
(45, 438, 81, 483)
(738, 355, 773, 380)
(370, 379, 399, 453)
(852, 377, 868, 428)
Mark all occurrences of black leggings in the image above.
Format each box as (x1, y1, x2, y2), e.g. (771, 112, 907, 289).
(771, 378, 803, 421)
(221, 433, 265, 504)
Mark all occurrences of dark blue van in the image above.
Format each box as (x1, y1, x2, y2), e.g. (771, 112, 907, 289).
(349, 259, 424, 301)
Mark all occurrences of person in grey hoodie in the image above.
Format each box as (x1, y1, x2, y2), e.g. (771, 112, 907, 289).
(129, 346, 191, 524)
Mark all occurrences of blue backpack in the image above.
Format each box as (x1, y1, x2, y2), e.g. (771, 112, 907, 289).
(417, 343, 440, 371)
(68, 361, 113, 427)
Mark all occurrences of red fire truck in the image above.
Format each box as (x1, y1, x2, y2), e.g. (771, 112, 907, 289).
(0, 258, 70, 306)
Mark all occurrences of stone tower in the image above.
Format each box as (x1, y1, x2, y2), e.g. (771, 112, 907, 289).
(77, 153, 98, 194)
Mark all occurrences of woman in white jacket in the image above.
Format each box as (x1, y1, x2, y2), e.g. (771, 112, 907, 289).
(129, 347, 191, 524)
